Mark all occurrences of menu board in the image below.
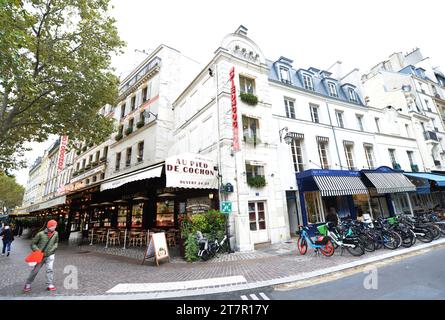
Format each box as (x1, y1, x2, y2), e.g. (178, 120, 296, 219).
(142, 232, 170, 266)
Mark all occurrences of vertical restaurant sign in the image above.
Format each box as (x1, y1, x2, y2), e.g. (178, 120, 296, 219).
(57, 136, 69, 173)
(229, 67, 240, 152)
(165, 153, 218, 189)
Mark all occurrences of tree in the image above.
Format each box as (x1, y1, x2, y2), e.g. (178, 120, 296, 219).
(0, 0, 125, 171)
(0, 172, 25, 214)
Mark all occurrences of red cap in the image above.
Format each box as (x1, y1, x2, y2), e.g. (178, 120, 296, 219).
(47, 220, 58, 229)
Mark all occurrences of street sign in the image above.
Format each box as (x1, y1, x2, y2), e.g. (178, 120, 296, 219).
(224, 183, 234, 193)
(221, 201, 232, 214)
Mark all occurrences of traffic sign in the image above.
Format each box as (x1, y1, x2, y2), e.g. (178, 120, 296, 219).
(221, 201, 232, 214)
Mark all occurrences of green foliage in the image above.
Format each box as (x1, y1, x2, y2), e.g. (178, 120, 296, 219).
(136, 120, 145, 129)
(184, 233, 199, 262)
(0, 172, 24, 213)
(247, 175, 266, 188)
(115, 133, 123, 141)
(125, 127, 133, 135)
(0, 0, 125, 171)
(240, 92, 258, 106)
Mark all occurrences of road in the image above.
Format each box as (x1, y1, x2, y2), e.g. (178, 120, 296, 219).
(183, 246, 445, 300)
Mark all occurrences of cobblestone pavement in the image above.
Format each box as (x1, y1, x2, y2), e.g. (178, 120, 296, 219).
(0, 236, 443, 298)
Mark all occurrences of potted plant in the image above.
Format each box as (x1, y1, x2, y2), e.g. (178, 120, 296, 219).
(247, 175, 266, 188)
(85, 163, 92, 170)
(136, 120, 145, 129)
(125, 127, 133, 135)
(82, 146, 87, 152)
(240, 92, 258, 106)
(92, 161, 99, 167)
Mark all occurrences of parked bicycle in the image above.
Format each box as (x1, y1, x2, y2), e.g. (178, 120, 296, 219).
(296, 225, 335, 257)
(195, 231, 228, 261)
(323, 222, 365, 256)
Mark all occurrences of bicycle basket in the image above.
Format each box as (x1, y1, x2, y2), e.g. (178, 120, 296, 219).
(317, 224, 328, 236)
(387, 217, 398, 225)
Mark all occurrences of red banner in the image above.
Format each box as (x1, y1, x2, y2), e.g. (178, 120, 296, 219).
(229, 67, 240, 152)
(57, 136, 69, 173)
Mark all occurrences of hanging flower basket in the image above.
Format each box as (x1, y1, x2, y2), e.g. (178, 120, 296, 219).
(240, 92, 258, 106)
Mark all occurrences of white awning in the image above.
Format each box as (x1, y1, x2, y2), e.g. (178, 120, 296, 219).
(364, 172, 416, 194)
(100, 165, 163, 191)
(27, 195, 67, 213)
(313, 175, 369, 197)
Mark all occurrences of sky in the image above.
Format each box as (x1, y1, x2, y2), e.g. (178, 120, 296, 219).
(12, 0, 445, 187)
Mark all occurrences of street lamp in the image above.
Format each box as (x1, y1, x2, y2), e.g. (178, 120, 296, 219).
(279, 127, 293, 145)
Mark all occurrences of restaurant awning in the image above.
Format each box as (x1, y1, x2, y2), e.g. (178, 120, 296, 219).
(361, 167, 416, 194)
(27, 195, 67, 213)
(404, 172, 445, 187)
(297, 169, 369, 197)
(100, 164, 163, 192)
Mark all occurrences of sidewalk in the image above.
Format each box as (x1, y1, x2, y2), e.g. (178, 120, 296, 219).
(1, 236, 444, 299)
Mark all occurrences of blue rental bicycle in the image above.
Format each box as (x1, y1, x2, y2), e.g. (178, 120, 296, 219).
(296, 225, 335, 257)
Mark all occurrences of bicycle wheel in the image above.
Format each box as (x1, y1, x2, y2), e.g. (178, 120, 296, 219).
(400, 231, 415, 248)
(392, 231, 403, 248)
(437, 223, 445, 236)
(359, 234, 376, 252)
(319, 239, 335, 257)
(345, 240, 365, 256)
(382, 231, 398, 250)
(297, 237, 308, 255)
(201, 250, 211, 261)
(417, 228, 433, 243)
(428, 225, 441, 240)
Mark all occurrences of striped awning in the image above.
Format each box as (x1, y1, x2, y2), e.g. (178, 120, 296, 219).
(313, 175, 369, 197)
(363, 172, 416, 194)
(287, 132, 304, 140)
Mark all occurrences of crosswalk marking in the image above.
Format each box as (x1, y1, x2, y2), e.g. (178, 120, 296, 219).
(241, 292, 270, 300)
(259, 292, 270, 300)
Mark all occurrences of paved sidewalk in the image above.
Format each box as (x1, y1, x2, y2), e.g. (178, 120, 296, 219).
(1, 236, 444, 299)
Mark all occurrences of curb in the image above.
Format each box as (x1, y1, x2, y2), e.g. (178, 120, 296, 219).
(3, 238, 445, 300)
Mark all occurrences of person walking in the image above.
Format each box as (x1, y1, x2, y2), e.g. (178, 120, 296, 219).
(23, 220, 59, 293)
(0, 224, 14, 256)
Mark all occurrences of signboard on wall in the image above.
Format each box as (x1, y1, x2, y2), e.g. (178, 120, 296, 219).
(57, 136, 69, 173)
(165, 153, 218, 189)
(229, 67, 240, 152)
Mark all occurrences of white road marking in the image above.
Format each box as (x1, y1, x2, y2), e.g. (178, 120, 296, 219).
(107, 275, 247, 293)
(259, 292, 270, 300)
(240, 295, 248, 300)
(249, 294, 259, 300)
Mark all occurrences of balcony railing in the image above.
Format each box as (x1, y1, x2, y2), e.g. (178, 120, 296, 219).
(411, 164, 419, 172)
(392, 162, 401, 170)
(424, 130, 439, 142)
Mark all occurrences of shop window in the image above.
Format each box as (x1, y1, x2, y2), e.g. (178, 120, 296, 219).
(248, 201, 266, 231)
(156, 201, 174, 227)
(117, 206, 129, 228)
(305, 192, 324, 224)
(131, 203, 143, 228)
(142, 86, 148, 103)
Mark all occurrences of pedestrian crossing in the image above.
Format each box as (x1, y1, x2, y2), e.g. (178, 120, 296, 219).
(240, 292, 271, 300)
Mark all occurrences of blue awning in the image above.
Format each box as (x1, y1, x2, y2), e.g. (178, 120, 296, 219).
(404, 172, 445, 187)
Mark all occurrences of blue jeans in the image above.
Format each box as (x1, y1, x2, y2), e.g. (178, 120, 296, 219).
(2, 240, 12, 254)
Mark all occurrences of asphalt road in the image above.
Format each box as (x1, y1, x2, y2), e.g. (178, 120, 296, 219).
(183, 246, 445, 300)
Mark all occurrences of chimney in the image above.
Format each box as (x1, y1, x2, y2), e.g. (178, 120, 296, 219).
(235, 25, 248, 36)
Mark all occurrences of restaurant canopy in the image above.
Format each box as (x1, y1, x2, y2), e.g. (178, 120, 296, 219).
(404, 172, 445, 194)
(361, 166, 416, 194)
(296, 169, 369, 197)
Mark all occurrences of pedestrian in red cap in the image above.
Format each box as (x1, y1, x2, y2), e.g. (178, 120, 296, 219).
(23, 220, 59, 293)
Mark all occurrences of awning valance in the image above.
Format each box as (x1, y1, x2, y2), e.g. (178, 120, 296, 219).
(100, 164, 163, 191)
(313, 175, 368, 197)
(287, 132, 304, 140)
(363, 172, 416, 194)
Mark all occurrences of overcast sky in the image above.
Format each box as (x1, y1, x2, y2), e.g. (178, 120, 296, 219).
(12, 0, 445, 187)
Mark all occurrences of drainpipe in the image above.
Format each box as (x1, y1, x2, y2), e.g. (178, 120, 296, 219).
(325, 100, 343, 169)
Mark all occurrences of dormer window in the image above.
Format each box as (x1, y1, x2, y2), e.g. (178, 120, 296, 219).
(279, 67, 291, 84)
(303, 74, 314, 91)
(348, 88, 358, 103)
(328, 82, 338, 97)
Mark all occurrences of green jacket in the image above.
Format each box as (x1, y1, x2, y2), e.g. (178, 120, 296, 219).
(31, 230, 59, 257)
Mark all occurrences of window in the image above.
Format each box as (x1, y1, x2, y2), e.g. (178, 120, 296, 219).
(245, 164, 265, 179)
(137, 141, 144, 163)
(348, 88, 358, 102)
(407, 151, 415, 166)
(156, 201, 174, 227)
(103, 146, 108, 158)
(92, 175, 97, 183)
(120, 103, 126, 119)
(344, 143, 355, 170)
(284, 98, 295, 119)
(86, 178, 90, 185)
(100, 173, 105, 180)
(303, 74, 314, 91)
(131, 203, 143, 228)
(328, 82, 338, 97)
(88, 154, 93, 164)
(388, 149, 397, 165)
(310, 104, 319, 123)
(115, 152, 121, 171)
(335, 111, 344, 128)
(131, 95, 136, 111)
(126, 147, 132, 167)
(95, 151, 100, 162)
(82, 159, 86, 168)
(239, 76, 255, 94)
(318, 141, 329, 169)
(291, 139, 305, 172)
(356, 114, 364, 131)
(419, 82, 425, 94)
(405, 124, 410, 137)
(128, 118, 134, 130)
(118, 125, 123, 135)
(76, 163, 80, 171)
(142, 86, 148, 103)
(364, 145, 375, 169)
(424, 99, 431, 111)
(242, 116, 260, 145)
(280, 67, 291, 84)
(248, 201, 266, 231)
(375, 118, 381, 133)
